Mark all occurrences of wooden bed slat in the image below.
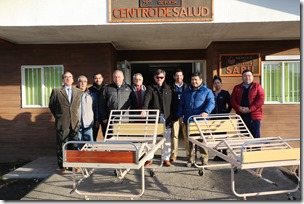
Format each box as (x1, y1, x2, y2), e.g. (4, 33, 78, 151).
(66, 150, 136, 163)
(112, 123, 164, 135)
(242, 148, 300, 163)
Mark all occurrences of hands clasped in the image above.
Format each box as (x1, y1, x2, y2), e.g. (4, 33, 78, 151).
(239, 106, 251, 114)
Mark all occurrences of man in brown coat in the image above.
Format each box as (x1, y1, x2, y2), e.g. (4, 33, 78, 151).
(49, 71, 82, 173)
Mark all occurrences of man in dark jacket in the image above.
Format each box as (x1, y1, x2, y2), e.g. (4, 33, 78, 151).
(88, 73, 105, 141)
(230, 70, 265, 138)
(99, 70, 137, 138)
(141, 69, 177, 167)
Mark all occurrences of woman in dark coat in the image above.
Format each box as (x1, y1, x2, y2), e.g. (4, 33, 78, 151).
(211, 75, 232, 114)
(211, 75, 232, 160)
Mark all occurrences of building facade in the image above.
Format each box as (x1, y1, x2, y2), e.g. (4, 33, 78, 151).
(0, 0, 300, 162)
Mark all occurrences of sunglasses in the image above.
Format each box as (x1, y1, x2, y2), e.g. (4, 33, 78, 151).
(156, 76, 164, 79)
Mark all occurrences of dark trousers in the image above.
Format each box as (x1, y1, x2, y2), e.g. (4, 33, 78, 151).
(92, 121, 107, 141)
(56, 128, 78, 169)
(242, 116, 261, 138)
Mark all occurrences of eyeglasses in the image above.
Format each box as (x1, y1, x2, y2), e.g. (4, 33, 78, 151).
(156, 76, 164, 79)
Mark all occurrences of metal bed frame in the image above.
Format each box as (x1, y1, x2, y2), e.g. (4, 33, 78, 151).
(63, 109, 165, 200)
(187, 113, 300, 200)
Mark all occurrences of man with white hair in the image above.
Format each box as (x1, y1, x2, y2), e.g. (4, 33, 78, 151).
(99, 70, 137, 138)
(77, 75, 95, 143)
(131, 73, 146, 109)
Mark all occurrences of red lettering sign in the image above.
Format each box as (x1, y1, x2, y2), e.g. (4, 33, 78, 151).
(219, 53, 261, 76)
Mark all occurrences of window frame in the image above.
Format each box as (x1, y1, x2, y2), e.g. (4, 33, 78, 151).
(21, 65, 64, 108)
(261, 60, 300, 105)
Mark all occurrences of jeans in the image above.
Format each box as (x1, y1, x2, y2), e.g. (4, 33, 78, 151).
(78, 126, 93, 149)
(242, 115, 261, 138)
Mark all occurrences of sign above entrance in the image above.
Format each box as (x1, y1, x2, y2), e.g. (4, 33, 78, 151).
(109, 0, 213, 23)
(140, 0, 182, 7)
(219, 53, 261, 76)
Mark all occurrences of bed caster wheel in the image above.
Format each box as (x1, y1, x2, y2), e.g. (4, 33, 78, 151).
(198, 169, 205, 176)
(288, 195, 296, 200)
(233, 167, 238, 173)
(84, 195, 89, 200)
(149, 170, 155, 177)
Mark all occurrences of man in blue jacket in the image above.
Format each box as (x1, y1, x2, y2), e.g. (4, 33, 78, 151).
(177, 72, 215, 167)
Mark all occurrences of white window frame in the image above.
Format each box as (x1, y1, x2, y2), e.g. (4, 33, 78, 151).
(262, 57, 300, 105)
(21, 65, 64, 108)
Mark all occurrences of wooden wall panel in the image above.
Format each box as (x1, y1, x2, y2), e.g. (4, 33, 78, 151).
(0, 40, 300, 162)
(0, 43, 117, 162)
(206, 40, 300, 143)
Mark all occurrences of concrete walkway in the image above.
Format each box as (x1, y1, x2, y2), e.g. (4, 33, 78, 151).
(3, 154, 300, 201)
(3, 157, 57, 180)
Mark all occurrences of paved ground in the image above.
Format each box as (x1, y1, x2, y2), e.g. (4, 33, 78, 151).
(3, 157, 57, 180)
(3, 149, 301, 201)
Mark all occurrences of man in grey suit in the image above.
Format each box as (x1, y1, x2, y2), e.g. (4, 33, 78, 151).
(49, 71, 82, 173)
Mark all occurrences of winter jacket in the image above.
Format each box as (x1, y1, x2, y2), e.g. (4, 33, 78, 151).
(132, 84, 146, 109)
(230, 82, 265, 120)
(142, 82, 177, 127)
(100, 82, 137, 120)
(177, 83, 215, 123)
(88, 82, 105, 122)
(78, 89, 94, 128)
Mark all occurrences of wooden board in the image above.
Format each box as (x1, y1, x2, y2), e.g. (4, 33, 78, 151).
(112, 123, 164, 135)
(242, 148, 300, 163)
(66, 150, 136, 163)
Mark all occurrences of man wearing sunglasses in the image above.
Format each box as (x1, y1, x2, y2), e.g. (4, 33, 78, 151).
(141, 69, 177, 167)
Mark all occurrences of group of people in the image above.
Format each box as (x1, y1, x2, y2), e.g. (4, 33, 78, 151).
(49, 68, 265, 173)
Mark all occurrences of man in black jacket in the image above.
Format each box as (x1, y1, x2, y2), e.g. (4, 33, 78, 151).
(88, 73, 105, 141)
(141, 69, 177, 167)
(99, 70, 137, 138)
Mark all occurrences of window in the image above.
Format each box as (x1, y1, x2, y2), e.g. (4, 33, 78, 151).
(21, 65, 64, 108)
(262, 61, 300, 104)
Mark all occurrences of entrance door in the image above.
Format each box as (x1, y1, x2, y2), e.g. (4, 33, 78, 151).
(193, 61, 207, 83)
(130, 62, 193, 87)
(130, 61, 206, 86)
(117, 60, 132, 84)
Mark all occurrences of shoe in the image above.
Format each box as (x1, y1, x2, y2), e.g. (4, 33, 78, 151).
(58, 168, 66, 174)
(201, 157, 208, 166)
(186, 161, 194, 168)
(74, 167, 81, 173)
(163, 160, 171, 167)
(170, 156, 176, 162)
(144, 160, 153, 167)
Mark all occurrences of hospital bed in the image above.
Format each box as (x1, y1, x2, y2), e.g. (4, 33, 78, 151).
(62, 109, 165, 199)
(187, 113, 300, 200)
